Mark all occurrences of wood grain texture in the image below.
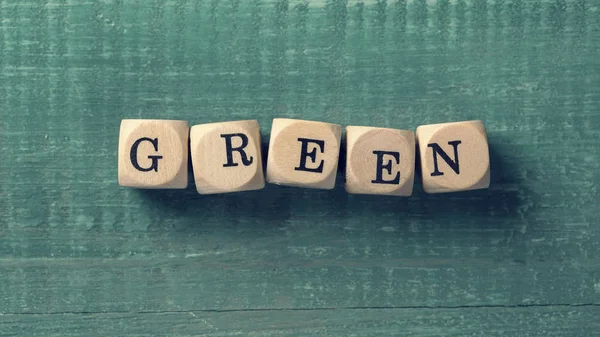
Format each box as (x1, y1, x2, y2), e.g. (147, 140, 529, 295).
(0, 0, 599, 335)
(2, 306, 599, 336)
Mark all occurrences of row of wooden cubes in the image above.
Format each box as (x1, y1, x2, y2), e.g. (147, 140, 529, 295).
(118, 118, 490, 195)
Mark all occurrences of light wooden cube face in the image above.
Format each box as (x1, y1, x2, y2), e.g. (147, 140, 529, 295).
(345, 126, 415, 196)
(118, 119, 189, 189)
(417, 120, 490, 193)
(190, 120, 265, 194)
(266, 118, 342, 189)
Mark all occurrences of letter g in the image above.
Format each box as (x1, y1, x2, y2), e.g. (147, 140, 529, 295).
(130, 137, 163, 172)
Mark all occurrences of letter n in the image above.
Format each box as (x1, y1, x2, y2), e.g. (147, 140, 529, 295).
(427, 140, 461, 177)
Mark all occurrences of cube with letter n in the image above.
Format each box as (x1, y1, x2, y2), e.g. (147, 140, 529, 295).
(417, 120, 490, 193)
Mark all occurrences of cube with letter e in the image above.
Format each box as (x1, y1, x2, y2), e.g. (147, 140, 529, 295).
(345, 126, 415, 196)
(266, 118, 342, 189)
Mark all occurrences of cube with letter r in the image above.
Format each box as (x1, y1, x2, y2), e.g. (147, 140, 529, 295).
(417, 120, 490, 193)
(190, 120, 265, 194)
(266, 118, 342, 189)
(118, 119, 189, 189)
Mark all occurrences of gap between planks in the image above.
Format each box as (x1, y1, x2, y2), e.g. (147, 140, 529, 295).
(1, 303, 598, 316)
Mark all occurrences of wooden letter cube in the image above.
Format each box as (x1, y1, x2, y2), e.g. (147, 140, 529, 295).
(416, 120, 490, 193)
(118, 119, 189, 189)
(190, 120, 265, 194)
(345, 126, 416, 196)
(266, 118, 342, 189)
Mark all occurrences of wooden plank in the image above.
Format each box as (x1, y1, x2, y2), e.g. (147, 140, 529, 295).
(0, 233, 598, 313)
(1, 306, 599, 337)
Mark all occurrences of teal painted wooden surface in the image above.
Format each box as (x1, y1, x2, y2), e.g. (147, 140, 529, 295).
(3, 306, 599, 336)
(0, 0, 599, 335)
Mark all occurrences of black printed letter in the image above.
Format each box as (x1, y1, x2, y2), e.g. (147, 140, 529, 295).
(428, 140, 462, 176)
(371, 151, 400, 184)
(130, 137, 163, 172)
(220, 133, 254, 167)
(294, 138, 325, 173)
